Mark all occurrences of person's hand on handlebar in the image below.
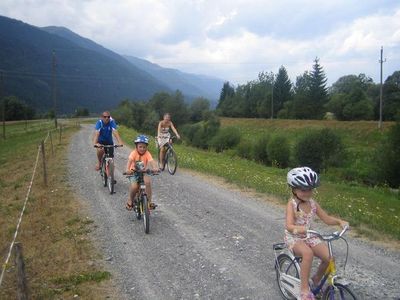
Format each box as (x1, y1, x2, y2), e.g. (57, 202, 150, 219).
(124, 169, 134, 175)
(339, 220, 349, 230)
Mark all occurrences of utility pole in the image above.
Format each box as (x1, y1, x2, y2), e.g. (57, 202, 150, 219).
(1, 71, 5, 139)
(270, 75, 275, 120)
(378, 46, 386, 130)
(52, 50, 58, 129)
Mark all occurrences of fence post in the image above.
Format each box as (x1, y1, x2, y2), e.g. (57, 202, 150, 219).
(59, 124, 62, 144)
(15, 243, 28, 300)
(40, 140, 47, 187)
(49, 131, 54, 155)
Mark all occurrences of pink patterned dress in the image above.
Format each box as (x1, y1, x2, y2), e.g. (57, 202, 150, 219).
(284, 198, 322, 249)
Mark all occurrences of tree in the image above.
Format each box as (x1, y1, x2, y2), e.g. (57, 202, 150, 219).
(217, 81, 235, 111)
(327, 74, 374, 120)
(3, 96, 35, 120)
(190, 97, 210, 122)
(273, 66, 292, 117)
(382, 71, 400, 121)
(308, 57, 329, 119)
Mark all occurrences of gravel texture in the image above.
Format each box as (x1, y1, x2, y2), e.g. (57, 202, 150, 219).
(68, 126, 400, 300)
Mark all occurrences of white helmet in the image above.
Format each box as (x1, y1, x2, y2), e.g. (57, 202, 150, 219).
(287, 167, 320, 189)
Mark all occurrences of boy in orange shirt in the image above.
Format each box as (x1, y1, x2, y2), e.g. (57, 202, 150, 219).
(125, 135, 159, 210)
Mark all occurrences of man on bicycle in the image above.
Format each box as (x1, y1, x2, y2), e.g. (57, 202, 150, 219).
(93, 111, 123, 171)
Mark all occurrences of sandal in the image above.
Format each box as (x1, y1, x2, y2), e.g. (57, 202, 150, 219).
(299, 292, 315, 300)
(125, 201, 134, 211)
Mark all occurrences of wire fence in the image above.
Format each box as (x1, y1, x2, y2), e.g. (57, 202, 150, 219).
(0, 122, 77, 297)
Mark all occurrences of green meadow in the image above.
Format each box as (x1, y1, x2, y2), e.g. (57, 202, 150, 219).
(119, 119, 400, 241)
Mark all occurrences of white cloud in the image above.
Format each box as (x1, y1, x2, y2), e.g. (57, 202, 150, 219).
(0, 0, 399, 85)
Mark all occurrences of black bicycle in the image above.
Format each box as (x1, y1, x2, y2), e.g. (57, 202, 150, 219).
(124, 169, 158, 234)
(157, 136, 178, 175)
(94, 144, 122, 194)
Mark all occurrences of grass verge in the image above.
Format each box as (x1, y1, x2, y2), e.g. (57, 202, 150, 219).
(119, 125, 400, 241)
(0, 120, 115, 299)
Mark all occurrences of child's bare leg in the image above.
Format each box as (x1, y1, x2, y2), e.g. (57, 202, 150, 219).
(160, 146, 166, 166)
(144, 176, 152, 202)
(128, 183, 138, 206)
(293, 241, 314, 294)
(311, 243, 330, 284)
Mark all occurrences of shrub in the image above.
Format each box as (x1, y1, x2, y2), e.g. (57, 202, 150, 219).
(210, 127, 241, 152)
(236, 139, 253, 160)
(267, 135, 290, 168)
(252, 134, 270, 165)
(375, 122, 400, 188)
(181, 113, 220, 149)
(294, 128, 345, 172)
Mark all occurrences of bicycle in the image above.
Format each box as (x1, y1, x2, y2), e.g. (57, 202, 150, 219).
(156, 135, 178, 175)
(123, 169, 158, 234)
(94, 144, 122, 194)
(273, 226, 357, 300)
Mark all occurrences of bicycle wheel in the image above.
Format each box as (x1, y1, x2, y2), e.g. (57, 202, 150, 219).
(101, 160, 107, 187)
(141, 194, 150, 234)
(275, 253, 300, 300)
(166, 148, 178, 175)
(135, 196, 142, 220)
(107, 161, 114, 194)
(322, 283, 357, 300)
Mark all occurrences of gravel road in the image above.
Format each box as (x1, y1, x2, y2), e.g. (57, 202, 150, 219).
(68, 126, 399, 300)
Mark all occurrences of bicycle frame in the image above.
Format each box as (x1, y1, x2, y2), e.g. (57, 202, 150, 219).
(274, 226, 350, 299)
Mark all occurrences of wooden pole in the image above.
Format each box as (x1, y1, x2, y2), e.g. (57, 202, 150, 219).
(41, 140, 47, 186)
(49, 131, 54, 155)
(15, 243, 28, 300)
(59, 124, 62, 144)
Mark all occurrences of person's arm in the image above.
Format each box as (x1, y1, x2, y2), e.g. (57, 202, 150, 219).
(93, 130, 100, 146)
(125, 156, 134, 174)
(113, 130, 123, 145)
(157, 121, 162, 137)
(315, 202, 349, 228)
(285, 201, 307, 234)
(170, 122, 180, 139)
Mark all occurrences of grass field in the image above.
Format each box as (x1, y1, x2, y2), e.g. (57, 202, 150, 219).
(119, 122, 400, 241)
(221, 118, 395, 184)
(0, 120, 114, 298)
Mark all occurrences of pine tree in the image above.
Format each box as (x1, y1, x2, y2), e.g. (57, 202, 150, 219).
(308, 57, 329, 119)
(273, 66, 292, 116)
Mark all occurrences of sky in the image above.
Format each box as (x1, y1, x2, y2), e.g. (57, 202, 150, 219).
(0, 0, 399, 86)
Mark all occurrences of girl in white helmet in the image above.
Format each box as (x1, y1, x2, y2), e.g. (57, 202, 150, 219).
(285, 167, 349, 300)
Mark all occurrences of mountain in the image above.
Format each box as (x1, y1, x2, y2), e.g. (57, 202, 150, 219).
(41, 26, 224, 102)
(0, 16, 169, 114)
(123, 56, 223, 103)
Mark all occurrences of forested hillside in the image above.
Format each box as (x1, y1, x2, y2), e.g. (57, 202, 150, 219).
(0, 16, 169, 114)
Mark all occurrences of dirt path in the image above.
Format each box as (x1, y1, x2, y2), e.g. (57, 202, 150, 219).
(68, 126, 400, 299)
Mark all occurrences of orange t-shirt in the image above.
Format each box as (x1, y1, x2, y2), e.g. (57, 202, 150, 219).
(128, 149, 153, 170)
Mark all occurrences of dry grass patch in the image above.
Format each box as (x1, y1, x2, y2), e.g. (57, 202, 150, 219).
(0, 123, 118, 299)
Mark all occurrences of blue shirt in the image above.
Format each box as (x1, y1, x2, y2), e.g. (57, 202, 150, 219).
(95, 118, 117, 144)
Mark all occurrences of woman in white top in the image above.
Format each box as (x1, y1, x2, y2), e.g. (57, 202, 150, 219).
(157, 113, 180, 168)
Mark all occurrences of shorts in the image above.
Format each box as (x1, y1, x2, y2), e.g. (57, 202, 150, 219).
(158, 134, 170, 148)
(128, 173, 149, 184)
(284, 231, 322, 250)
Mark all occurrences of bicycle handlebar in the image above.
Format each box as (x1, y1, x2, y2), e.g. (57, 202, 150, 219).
(123, 169, 160, 176)
(94, 144, 123, 148)
(307, 225, 349, 241)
